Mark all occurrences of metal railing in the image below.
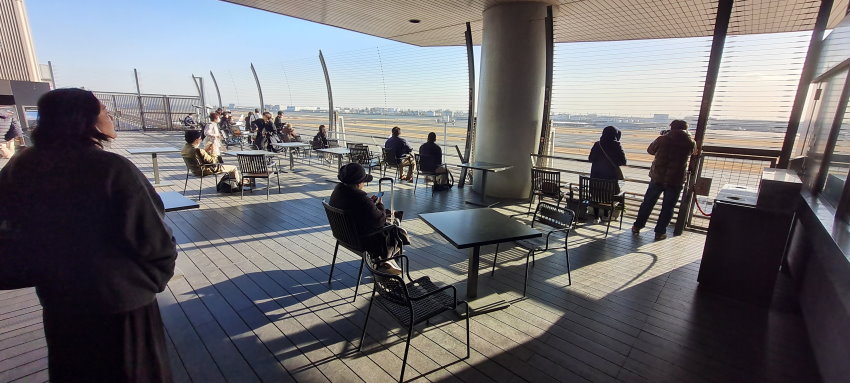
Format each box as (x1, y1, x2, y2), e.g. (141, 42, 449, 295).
(688, 146, 780, 229)
(93, 91, 201, 131)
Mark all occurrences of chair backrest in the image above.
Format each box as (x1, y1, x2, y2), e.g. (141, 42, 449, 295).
(532, 202, 575, 230)
(237, 154, 269, 174)
(579, 175, 619, 204)
(363, 255, 412, 310)
(322, 200, 368, 252)
(531, 168, 561, 197)
(346, 142, 366, 150)
(349, 146, 372, 165)
(382, 147, 400, 166)
(414, 153, 423, 172)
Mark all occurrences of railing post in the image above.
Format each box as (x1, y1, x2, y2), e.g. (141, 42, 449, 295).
(537, 6, 555, 168)
(111, 94, 121, 130)
(209, 70, 223, 109)
(778, 0, 834, 168)
(674, 0, 733, 235)
(134, 68, 147, 131)
(460, 22, 476, 187)
(250, 63, 265, 114)
(319, 50, 335, 134)
(163, 95, 173, 130)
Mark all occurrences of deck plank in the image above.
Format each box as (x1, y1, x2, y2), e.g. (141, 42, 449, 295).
(0, 131, 822, 382)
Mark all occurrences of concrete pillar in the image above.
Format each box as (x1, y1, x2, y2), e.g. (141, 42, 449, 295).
(474, 2, 548, 199)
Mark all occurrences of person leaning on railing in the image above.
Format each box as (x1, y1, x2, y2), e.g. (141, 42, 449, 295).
(0, 88, 177, 381)
(631, 119, 698, 240)
(588, 125, 627, 221)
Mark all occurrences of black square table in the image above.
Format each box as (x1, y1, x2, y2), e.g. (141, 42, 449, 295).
(420, 208, 541, 313)
(157, 191, 199, 212)
(453, 162, 513, 207)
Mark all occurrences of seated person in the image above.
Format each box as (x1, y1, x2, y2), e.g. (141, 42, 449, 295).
(418, 132, 449, 184)
(329, 163, 406, 274)
(181, 130, 242, 182)
(384, 126, 415, 181)
(281, 123, 300, 142)
(313, 125, 329, 149)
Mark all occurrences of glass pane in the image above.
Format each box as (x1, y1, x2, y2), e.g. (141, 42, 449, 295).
(823, 106, 850, 207)
(804, 69, 849, 195)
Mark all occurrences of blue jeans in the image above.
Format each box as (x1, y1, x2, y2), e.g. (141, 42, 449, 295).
(633, 182, 682, 234)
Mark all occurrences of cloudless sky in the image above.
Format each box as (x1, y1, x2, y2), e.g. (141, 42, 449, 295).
(24, 0, 812, 120)
(26, 0, 414, 94)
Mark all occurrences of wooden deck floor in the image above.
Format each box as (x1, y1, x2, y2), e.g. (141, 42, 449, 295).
(0, 132, 821, 382)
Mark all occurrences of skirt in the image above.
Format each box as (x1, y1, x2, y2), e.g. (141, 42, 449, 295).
(42, 299, 173, 383)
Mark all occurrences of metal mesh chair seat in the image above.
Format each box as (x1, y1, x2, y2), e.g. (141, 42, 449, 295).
(376, 276, 455, 327)
(514, 237, 550, 251)
(573, 176, 625, 238)
(359, 254, 470, 382)
(491, 202, 575, 296)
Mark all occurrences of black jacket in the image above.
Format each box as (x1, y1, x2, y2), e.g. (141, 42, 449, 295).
(385, 136, 412, 159)
(589, 126, 627, 180)
(328, 183, 386, 237)
(0, 147, 177, 313)
(418, 142, 442, 172)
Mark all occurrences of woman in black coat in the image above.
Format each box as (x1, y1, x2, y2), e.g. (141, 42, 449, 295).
(588, 125, 627, 219)
(0, 89, 177, 382)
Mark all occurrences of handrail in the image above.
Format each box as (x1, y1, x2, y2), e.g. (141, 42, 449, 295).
(530, 153, 652, 170)
(701, 145, 780, 158)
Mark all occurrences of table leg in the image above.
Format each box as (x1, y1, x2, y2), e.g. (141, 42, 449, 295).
(152, 153, 160, 184)
(467, 245, 481, 299)
(480, 170, 489, 203)
(337, 154, 343, 169)
(147, 152, 174, 187)
(289, 148, 295, 170)
(455, 244, 509, 315)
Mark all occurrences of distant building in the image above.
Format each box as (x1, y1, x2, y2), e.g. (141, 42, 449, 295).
(0, 0, 40, 82)
(653, 114, 670, 121)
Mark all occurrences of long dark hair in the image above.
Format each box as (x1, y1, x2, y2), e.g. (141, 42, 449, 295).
(31, 88, 110, 149)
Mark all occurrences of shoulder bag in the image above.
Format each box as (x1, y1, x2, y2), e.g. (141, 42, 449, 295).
(597, 142, 624, 180)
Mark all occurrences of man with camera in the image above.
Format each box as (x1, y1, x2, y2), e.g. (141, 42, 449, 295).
(632, 120, 697, 240)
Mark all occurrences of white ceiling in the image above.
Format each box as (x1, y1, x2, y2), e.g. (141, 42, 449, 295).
(222, 0, 850, 46)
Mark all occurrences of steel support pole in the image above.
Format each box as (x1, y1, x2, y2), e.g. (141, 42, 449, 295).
(778, 0, 834, 168)
(674, 0, 733, 235)
(250, 63, 265, 114)
(537, 6, 554, 167)
(209, 71, 223, 109)
(319, 50, 335, 134)
(134, 69, 147, 131)
(460, 22, 476, 187)
(47, 60, 56, 89)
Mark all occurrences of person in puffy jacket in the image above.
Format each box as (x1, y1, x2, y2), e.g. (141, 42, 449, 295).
(632, 120, 697, 240)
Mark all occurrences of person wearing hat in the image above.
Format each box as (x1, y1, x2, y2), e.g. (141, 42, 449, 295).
(328, 163, 403, 275)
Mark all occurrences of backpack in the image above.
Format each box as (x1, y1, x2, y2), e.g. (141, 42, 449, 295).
(432, 167, 454, 192)
(216, 174, 241, 193)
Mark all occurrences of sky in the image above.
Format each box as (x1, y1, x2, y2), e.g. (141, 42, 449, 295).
(24, 0, 813, 120)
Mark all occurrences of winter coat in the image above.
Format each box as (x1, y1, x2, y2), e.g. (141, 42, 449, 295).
(647, 129, 697, 188)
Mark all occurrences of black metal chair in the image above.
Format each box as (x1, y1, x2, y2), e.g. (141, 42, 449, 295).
(529, 168, 564, 213)
(322, 201, 401, 302)
(181, 156, 221, 200)
(412, 153, 440, 195)
(237, 154, 280, 199)
(358, 253, 469, 383)
(492, 202, 575, 296)
(571, 176, 625, 238)
(349, 146, 381, 174)
(381, 147, 403, 178)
